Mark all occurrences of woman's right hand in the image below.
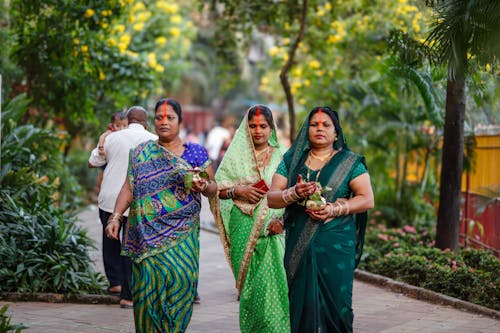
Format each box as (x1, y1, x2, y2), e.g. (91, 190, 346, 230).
(234, 185, 267, 204)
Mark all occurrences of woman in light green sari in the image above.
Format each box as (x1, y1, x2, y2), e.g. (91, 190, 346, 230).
(211, 105, 290, 333)
(268, 107, 374, 333)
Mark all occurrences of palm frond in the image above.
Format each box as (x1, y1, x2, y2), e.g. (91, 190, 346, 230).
(389, 65, 443, 125)
(426, 0, 500, 79)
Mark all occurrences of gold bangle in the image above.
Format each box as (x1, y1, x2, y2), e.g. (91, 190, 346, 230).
(342, 201, 350, 215)
(108, 213, 122, 224)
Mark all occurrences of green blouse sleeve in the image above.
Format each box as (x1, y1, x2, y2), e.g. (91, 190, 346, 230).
(275, 159, 288, 177)
(350, 161, 368, 181)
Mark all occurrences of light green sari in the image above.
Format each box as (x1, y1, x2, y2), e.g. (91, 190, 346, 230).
(211, 109, 290, 333)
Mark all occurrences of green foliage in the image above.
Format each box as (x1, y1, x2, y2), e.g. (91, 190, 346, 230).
(5, 0, 197, 138)
(0, 305, 27, 333)
(0, 95, 105, 294)
(360, 224, 500, 310)
(426, 0, 500, 78)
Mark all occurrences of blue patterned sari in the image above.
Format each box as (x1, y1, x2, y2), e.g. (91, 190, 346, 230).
(123, 140, 210, 333)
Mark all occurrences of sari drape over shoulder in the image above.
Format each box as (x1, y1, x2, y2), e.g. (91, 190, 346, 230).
(211, 111, 291, 333)
(276, 114, 368, 333)
(124, 140, 210, 333)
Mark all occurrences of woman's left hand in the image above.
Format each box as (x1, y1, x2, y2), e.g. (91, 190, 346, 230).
(267, 220, 284, 235)
(306, 203, 333, 222)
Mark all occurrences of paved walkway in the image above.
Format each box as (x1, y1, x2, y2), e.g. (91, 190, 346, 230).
(1, 201, 499, 333)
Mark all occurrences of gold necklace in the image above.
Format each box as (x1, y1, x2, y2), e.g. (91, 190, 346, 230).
(310, 150, 334, 162)
(255, 146, 270, 170)
(305, 155, 324, 183)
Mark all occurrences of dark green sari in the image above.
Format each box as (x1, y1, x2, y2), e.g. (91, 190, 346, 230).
(276, 112, 368, 333)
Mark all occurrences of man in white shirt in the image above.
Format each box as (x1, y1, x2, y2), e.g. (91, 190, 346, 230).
(205, 116, 235, 169)
(88, 106, 157, 308)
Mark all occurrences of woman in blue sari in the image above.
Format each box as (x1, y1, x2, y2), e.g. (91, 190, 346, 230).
(106, 98, 217, 333)
(268, 107, 374, 333)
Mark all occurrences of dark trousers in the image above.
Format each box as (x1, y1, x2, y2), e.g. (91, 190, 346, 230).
(99, 209, 132, 301)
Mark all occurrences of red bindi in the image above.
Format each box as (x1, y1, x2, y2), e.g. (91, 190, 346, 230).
(256, 106, 261, 126)
(317, 108, 323, 128)
(163, 101, 167, 124)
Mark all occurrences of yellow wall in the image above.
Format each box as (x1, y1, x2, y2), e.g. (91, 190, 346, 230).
(462, 135, 500, 195)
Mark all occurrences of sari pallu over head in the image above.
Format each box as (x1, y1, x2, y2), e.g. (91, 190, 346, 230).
(210, 106, 285, 292)
(282, 108, 368, 282)
(122, 140, 209, 263)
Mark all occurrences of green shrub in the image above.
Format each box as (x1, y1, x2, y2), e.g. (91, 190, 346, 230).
(0, 94, 105, 294)
(360, 223, 500, 310)
(0, 305, 27, 332)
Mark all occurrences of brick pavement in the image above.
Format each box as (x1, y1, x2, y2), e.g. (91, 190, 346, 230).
(1, 201, 498, 333)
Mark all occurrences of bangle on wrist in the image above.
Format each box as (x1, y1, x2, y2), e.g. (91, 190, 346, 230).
(108, 212, 122, 224)
(226, 187, 235, 199)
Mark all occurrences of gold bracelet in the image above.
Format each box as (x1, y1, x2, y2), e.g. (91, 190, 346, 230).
(334, 202, 343, 217)
(342, 201, 350, 215)
(108, 213, 122, 224)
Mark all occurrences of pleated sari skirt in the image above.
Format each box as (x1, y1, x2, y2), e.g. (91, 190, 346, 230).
(131, 231, 199, 333)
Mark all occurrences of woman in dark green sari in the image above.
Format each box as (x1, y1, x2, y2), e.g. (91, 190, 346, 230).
(268, 107, 374, 333)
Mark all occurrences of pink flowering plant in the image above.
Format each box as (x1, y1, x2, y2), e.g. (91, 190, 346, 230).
(359, 222, 499, 311)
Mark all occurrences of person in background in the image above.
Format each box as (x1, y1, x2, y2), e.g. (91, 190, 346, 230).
(268, 106, 374, 333)
(88, 106, 157, 309)
(106, 98, 217, 332)
(212, 105, 290, 333)
(94, 111, 128, 194)
(205, 116, 235, 170)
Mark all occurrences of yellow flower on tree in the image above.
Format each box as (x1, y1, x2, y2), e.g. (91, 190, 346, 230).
(170, 27, 180, 37)
(119, 33, 131, 46)
(170, 15, 182, 24)
(133, 23, 144, 31)
(292, 67, 303, 77)
(115, 24, 125, 33)
(84, 9, 95, 18)
(73, 38, 80, 45)
(156, 36, 168, 46)
(99, 71, 106, 81)
(137, 11, 152, 22)
(118, 43, 128, 53)
(132, 2, 146, 13)
(268, 46, 280, 57)
(81, 45, 89, 53)
(328, 35, 342, 44)
(107, 38, 117, 47)
(148, 53, 157, 67)
(126, 50, 139, 58)
(155, 64, 165, 72)
(309, 59, 321, 69)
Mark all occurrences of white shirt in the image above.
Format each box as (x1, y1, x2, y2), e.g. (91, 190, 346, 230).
(88, 123, 158, 215)
(205, 126, 230, 160)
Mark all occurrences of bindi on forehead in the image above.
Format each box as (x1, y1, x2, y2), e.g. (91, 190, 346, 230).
(317, 109, 323, 128)
(256, 106, 262, 126)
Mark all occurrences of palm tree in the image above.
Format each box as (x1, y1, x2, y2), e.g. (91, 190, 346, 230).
(426, 0, 500, 251)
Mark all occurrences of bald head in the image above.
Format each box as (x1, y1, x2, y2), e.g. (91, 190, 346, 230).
(126, 106, 148, 128)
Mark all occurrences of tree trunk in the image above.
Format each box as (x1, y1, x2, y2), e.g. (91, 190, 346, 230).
(279, 0, 308, 142)
(435, 76, 465, 251)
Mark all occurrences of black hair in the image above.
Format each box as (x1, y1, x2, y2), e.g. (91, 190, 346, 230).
(309, 106, 340, 134)
(154, 98, 182, 123)
(247, 105, 275, 130)
(111, 111, 127, 122)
